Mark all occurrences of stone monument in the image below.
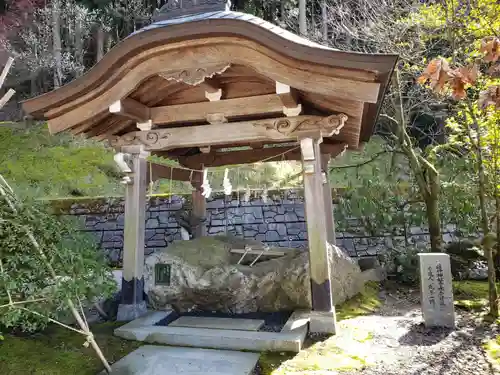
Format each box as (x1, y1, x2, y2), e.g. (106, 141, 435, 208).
(418, 253, 455, 328)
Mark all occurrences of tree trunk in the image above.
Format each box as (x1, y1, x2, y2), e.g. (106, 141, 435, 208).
(52, 0, 62, 88)
(473, 101, 498, 317)
(280, 0, 285, 22)
(75, 16, 83, 77)
(310, 0, 315, 32)
(322, 1, 328, 42)
(96, 26, 105, 63)
(426, 169, 442, 252)
(393, 70, 442, 252)
(299, 0, 307, 36)
(496, 194, 500, 277)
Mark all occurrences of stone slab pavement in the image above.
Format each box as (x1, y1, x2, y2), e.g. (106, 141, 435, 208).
(169, 316, 265, 331)
(100, 345, 260, 375)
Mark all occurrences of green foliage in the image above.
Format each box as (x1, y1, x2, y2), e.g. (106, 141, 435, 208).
(453, 280, 500, 312)
(409, 0, 500, 53)
(484, 335, 500, 366)
(329, 136, 397, 188)
(331, 137, 424, 236)
(0, 190, 116, 332)
(379, 245, 424, 285)
(0, 125, 123, 199)
(0, 322, 141, 375)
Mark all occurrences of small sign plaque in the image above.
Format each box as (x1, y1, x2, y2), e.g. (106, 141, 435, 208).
(155, 264, 172, 286)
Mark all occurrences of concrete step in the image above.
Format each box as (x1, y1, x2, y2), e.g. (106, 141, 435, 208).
(99, 345, 259, 375)
(114, 311, 308, 353)
(169, 316, 265, 331)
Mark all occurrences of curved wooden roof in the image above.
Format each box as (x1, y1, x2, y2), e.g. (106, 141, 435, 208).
(22, 10, 397, 156)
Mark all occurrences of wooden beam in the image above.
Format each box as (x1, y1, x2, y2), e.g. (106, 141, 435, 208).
(150, 94, 283, 124)
(206, 113, 227, 124)
(251, 142, 265, 149)
(119, 147, 148, 319)
(109, 114, 347, 152)
(173, 143, 347, 168)
(321, 154, 336, 244)
(301, 137, 336, 333)
(109, 98, 150, 123)
(276, 81, 301, 117)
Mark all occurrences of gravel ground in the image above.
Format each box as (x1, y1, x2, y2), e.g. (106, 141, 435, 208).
(257, 287, 499, 375)
(328, 288, 499, 375)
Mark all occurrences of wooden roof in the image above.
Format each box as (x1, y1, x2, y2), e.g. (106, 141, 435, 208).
(22, 10, 397, 167)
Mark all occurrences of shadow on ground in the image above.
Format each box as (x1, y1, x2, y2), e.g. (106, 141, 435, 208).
(398, 323, 454, 346)
(400, 322, 498, 375)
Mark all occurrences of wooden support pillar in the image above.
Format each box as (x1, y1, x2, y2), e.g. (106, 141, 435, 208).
(191, 173, 207, 239)
(117, 145, 149, 321)
(321, 154, 336, 245)
(301, 137, 337, 334)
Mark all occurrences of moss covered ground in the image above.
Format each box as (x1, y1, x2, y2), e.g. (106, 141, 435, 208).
(258, 282, 381, 375)
(0, 323, 141, 375)
(453, 280, 500, 312)
(453, 280, 500, 367)
(0, 283, 381, 374)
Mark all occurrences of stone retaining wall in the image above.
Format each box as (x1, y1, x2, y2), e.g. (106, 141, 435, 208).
(54, 190, 457, 265)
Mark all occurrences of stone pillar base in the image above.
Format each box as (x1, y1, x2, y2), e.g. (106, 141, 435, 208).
(309, 310, 337, 334)
(116, 301, 148, 322)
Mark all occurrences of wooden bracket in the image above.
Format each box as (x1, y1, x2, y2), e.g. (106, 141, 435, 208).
(202, 78, 222, 101)
(276, 81, 302, 117)
(300, 138, 316, 161)
(137, 120, 153, 131)
(110, 98, 151, 123)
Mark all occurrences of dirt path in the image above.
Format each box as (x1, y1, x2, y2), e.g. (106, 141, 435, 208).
(333, 288, 499, 375)
(257, 287, 499, 374)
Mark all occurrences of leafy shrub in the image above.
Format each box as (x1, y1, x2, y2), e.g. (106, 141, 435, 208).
(378, 245, 425, 285)
(445, 240, 485, 279)
(0, 193, 116, 332)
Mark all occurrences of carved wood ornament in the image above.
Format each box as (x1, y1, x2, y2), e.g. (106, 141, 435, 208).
(158, 64, 231, 86)
(260, 114, 347, 138)
(109, 114, 348, 151)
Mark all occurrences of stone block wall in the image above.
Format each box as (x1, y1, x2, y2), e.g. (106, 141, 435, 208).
(204, 190, 307, 249)
(54, 190, 458, 265)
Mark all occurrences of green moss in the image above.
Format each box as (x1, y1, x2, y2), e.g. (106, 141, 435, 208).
(259, 341, 370, 375)
(336, 281, 382, 321)
(258, 282, 381, 375)
(455, 299, 488, 311)
(453, 281, 500, 312)
(0, 322, 141, 375)
(0, 125, 123, 199)
(453, 281, 491, 298)
(259, 352, 296, 375)
(484, 336, 500, 366)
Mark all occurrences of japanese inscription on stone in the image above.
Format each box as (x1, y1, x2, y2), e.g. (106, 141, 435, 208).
(155, 263, 172, 286)
(419, 253, 455, 328)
